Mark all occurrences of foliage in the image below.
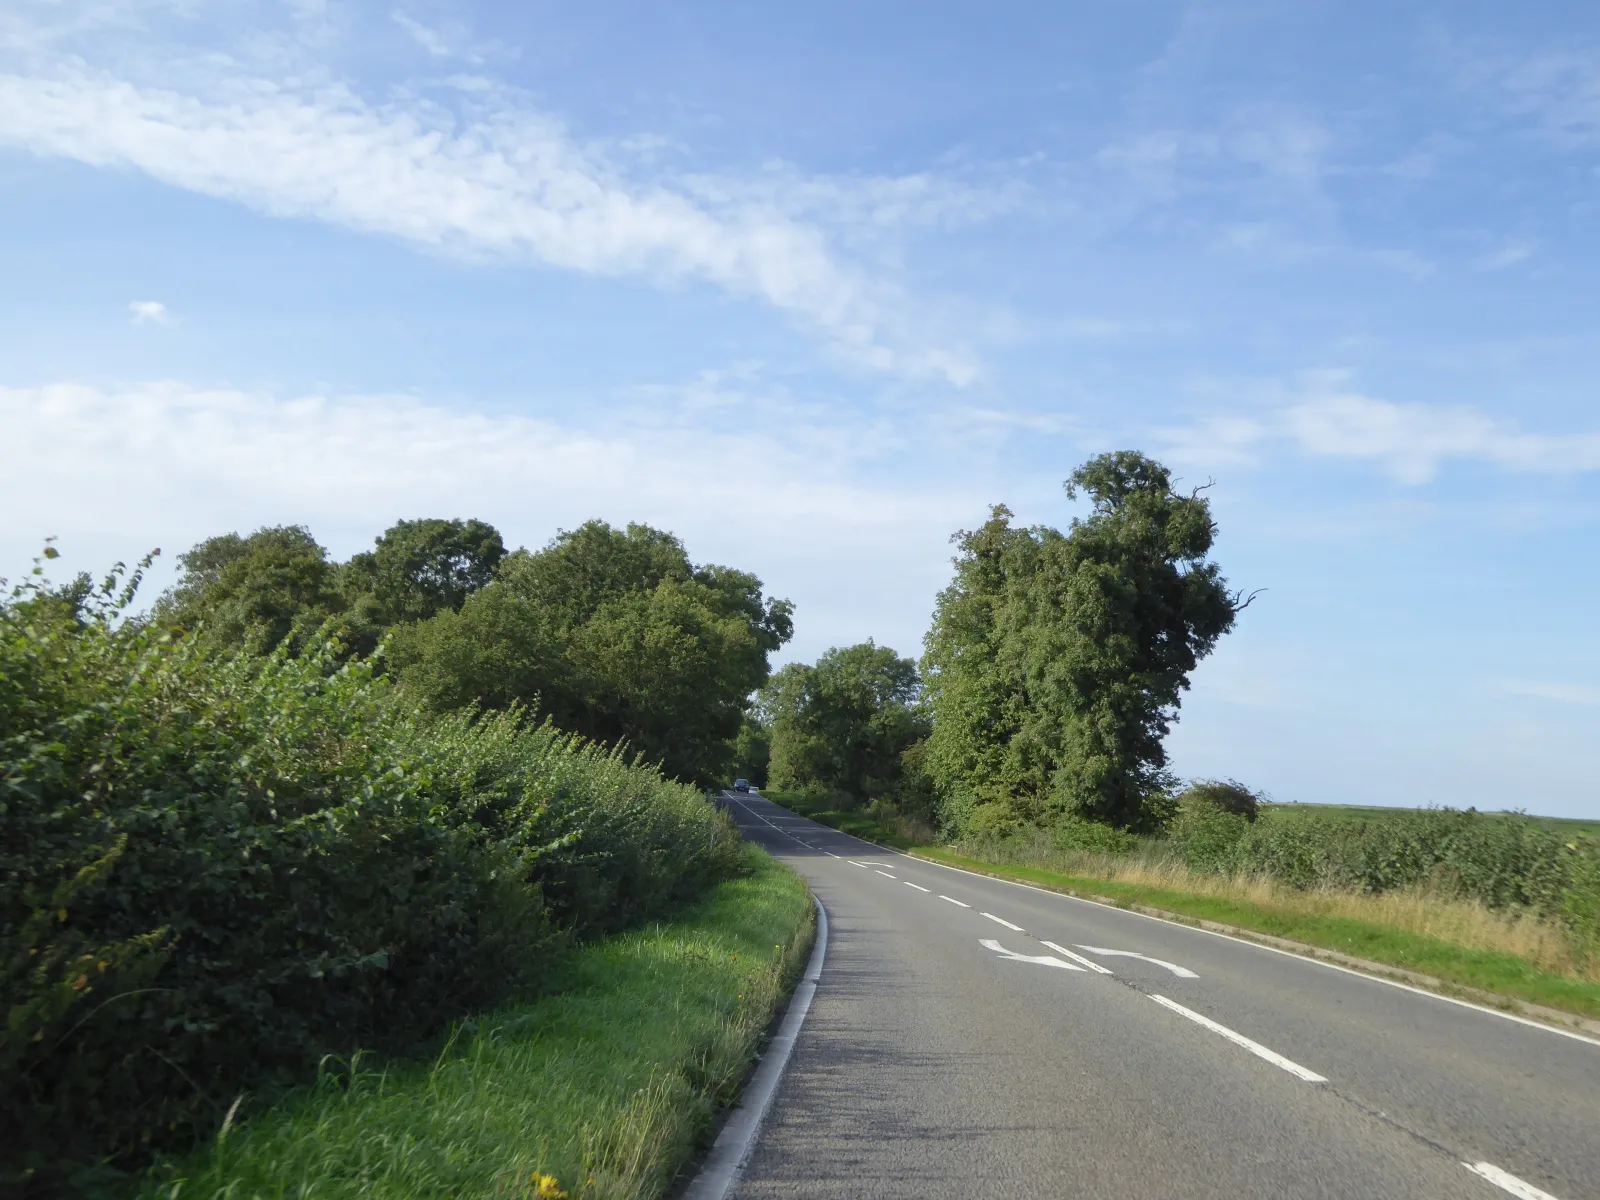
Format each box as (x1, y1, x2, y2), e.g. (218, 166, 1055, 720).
(390, 521, 792, 787)
(155, 526, 342, 654)
(730, 717, 771, 787)
(0, 559, 741, 1190)
(762, 641, 928, 802)
(1178, 778, 1263, 822)
(339, 518, 507, 654)
(139, 848, 813, 1200)
(922, 452, 1242, 833)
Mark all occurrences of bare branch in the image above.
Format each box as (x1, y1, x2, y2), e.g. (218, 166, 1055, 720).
(1229, 587, 1265, 613)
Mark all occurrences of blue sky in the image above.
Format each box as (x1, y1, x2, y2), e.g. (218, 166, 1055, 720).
(3, 1, 1599, 816)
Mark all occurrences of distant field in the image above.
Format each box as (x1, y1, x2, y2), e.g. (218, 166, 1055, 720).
(1262, 803, 1600, 838)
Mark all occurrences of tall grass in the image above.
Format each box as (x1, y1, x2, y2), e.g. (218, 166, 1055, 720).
(949, 827, 1598, 983)
(141, 848, 814, 1200)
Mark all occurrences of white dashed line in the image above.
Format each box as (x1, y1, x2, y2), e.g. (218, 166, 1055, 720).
(876, 870, 897, 879)
(939, 895, 971, 908)
(904, 882, 932, 892)
(1463, 1162, 1563, 1200)
(980, 912, 1025, 932)
(1149, 994, 1326, 1083)
(847, 861, 868, 868)
(1042, 941, 1114, 974)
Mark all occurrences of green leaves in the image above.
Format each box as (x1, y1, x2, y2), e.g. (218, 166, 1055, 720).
(924, 452, 1242, 833)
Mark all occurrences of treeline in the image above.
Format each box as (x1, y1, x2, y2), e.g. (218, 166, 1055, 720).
(1, 518, 790, 1190)
(152, 517, 792, 786)
(757, 451, 1241, 836)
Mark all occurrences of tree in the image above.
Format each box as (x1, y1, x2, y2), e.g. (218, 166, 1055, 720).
(389, 521, 793, 787)
(923, 452, 1246, 832)
(340, 518, 506, 654)
(156, 526, 340, 654)
(764, 641, 928, 802)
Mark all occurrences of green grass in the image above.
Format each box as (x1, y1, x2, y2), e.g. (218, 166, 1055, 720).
(139, 847, 815, 1200)
(914, 848, 1600, 1020)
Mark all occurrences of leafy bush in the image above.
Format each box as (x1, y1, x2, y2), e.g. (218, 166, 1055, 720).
(0, 561, 740, 1190)
(1050, 817, 1137, 856)
(1177, 779, 1261, 822)
(1167, 802, 1250, 872)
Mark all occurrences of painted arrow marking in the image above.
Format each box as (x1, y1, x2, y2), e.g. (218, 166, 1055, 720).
(980, 939, 1085, 971)
(1076, 946, 1199, 978)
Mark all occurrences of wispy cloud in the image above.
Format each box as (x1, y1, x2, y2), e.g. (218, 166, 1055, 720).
(391, 12, 457, 60)
(1503, 681, 1600, 707)
(1160, 373, 1600, 483)
(127, 299, 172, 325)
(0, 57, 978, 383)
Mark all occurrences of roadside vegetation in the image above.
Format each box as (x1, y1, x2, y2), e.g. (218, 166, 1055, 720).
(2, 517, 794, 1193)
(753, 451, 1600, 1018)
(139, 847, 813, 1200)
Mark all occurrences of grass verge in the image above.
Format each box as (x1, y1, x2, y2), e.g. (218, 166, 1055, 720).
(140, 845, 814, 1200)
(756, 794, 1600, 1021)
(915, 847, 1600, 1020)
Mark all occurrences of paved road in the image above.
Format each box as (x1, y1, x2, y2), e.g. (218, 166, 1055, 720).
(721, 793, 1600, 1200)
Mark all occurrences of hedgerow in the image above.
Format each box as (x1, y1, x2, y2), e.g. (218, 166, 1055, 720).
(0, 560, 741, 1191)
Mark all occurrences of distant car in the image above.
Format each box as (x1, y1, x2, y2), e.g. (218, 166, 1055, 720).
(733, 778, 750, 793)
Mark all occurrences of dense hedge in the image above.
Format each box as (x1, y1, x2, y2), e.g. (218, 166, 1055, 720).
(0, 569, 741, 1191)
(1168, 803, 1600, 940)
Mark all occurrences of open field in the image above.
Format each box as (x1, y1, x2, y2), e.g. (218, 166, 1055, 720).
(139, 847, 814, 1200)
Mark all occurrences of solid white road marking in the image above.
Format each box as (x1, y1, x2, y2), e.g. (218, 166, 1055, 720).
(1149, 994, 1326, 1082)
(847, 861, 868, 868)
(939, 895, 971, 908)
(904, 850, 1600, 1049)
(981, 912, 1025, 932)
(1042, 941, 1115, 974)
(904, 882, 932, 892)
(876, 870, 897, 879)
(980, 938, 1084, 971)
(1078, 945, 1199, 978)
(1463, 1162, 1564, 1200)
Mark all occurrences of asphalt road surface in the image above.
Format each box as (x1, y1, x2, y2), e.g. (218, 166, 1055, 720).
(721, 792, 1600, 1200)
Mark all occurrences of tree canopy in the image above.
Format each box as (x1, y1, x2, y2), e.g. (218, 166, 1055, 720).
(763, 640, 928, 801)
(922, 451, 1242, 832)
(388, 520, 793, 787)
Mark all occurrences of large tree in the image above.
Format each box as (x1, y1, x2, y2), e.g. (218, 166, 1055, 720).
(389, 521, 792, 787)
(923, 451, 1245, 832)
(340, 518, 506, 654)
(155, 526, 341, 654)
(763, 641, 928, 802)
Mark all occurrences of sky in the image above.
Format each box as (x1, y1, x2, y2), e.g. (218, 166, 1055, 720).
(3, 0, 1599, 817)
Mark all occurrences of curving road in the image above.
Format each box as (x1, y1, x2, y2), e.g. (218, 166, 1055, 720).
(721, 793, 1600, 1200)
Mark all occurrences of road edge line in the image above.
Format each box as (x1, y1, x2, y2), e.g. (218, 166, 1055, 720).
(903, 852, 1600, 1048)
(681, 894, 829, 1200)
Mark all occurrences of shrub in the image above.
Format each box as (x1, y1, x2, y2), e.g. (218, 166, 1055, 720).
(0, 562, 740, 1190)
(1050, 817, 1137, 856)
(1178, 779, 1262, 821)
(1167, 802, 1250, 872)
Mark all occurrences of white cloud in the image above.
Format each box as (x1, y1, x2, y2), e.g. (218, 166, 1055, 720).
(127, 299, 172, 325)
(0, 64, 977, 383)
(1160, 375, 1600, 483)
(391, 13, 454, 59)
(1503, 681, 1600, 707)
(0, 380, 979, 658)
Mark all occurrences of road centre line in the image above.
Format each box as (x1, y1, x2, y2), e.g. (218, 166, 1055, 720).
(904, 882, 931, 892)
(876, 870, 897, 878)
(1463, 1162, 1564, 1200)
(847, 861, 868, 867)
(899, 848, 1600, 1049)
(1149, 994, 1326, 1083)
(981, 912, 1025, 932)
(939, 895, 970, 908)
(1042, 941, 1115, 974)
